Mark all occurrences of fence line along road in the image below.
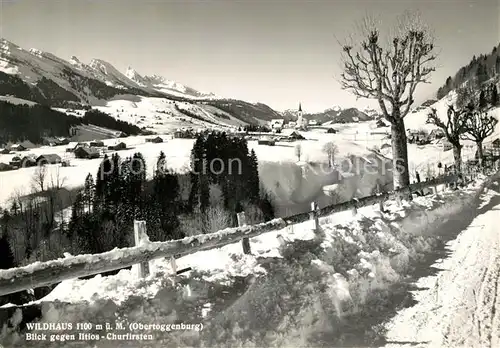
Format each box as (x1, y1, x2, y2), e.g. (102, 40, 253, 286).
(0, 174, 459, 297)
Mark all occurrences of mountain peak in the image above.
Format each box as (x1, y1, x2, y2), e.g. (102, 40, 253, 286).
(125, 66, 139, 79)
(0, 38, 20, 53)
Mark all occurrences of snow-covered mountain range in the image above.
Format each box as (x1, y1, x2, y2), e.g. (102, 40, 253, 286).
(0, 37, 380, 130)
(0, 38, 289, 128)
(0, 38, 217, 104)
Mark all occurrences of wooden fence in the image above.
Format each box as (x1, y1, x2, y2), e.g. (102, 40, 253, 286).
(0, 174, 461, 297)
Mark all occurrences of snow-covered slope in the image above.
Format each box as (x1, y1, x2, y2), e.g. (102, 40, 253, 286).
(0, 37, 219, 105)
(406, 91, 500, 145)
(0, 38, 284, 129)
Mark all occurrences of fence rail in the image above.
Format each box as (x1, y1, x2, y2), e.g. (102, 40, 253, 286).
(0, 174, 460, 297)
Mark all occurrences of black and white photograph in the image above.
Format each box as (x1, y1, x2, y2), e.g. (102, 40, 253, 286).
(0, 0, 499, 347)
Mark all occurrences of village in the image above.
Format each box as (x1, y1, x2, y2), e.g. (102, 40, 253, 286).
(1, 109, 500, 175)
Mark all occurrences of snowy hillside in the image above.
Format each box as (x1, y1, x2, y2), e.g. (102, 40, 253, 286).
(406, 90, 500, 145)
(0, 38, 284, 129)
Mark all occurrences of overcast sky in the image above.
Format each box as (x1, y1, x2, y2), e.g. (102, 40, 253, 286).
(1, 0, 499, 112)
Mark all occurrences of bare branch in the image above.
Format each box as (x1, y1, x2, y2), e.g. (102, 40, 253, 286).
(461, 106, 498, 144)
(426, 105, 467, 146)
(31, 165, 47, 193)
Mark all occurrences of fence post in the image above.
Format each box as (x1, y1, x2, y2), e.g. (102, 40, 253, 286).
(237, 212, 251, 254)
(170, 256, 178, 285)
(309, 201, 319, 232)
(351, 198, 358, 216)
(395, 187, 402, 206)
(376, 184, 385, 212)
(133, 220, 150, 278)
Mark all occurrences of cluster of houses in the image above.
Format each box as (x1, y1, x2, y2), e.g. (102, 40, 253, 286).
(407, 128, 445, 146)
(0, 140, 38, 154)
(65, 140, 128, 159)
(0, 137, 132, 172)
(269, 118, 309, 133)
(0, 137, 72, 154)
(173, 128, 201, 139)
(0, 153, 64, 171)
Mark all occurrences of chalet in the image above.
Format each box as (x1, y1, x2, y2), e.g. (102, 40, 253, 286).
(174, 130, 184, 138)
(146, 136, 164, 143)
(9, 156, 21, 167)
(9, 144, 26, 152)
(308, 120, 318, 126)
(376, 119, 388, 128)
(0, 148, 10, 154)
(66, 142, 87, 152)
(281, 129, 305, 140)
(89, 140, 105, 147)
(270, 119, 285, 132)
(492, 138, 500, 148)
(428, 129, 445, 140)
(173, 129, 195, 139)
(0, 162, 12, 171)
(57, 137, 70, 145)
(36, 154, 62, 165)
(22, 155, 37, 167)
(258, 138, 276, 146)
(407, 129, 428, 144)
(108, 142, 127, 151)
(42, 137, 61, 146)
(326, 128, 337, 134)
(74, 146, 100, 159)
(19, 140, 37, 149)
(10, 155, 36, 168)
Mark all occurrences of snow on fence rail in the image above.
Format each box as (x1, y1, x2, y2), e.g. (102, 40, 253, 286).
(0, 174, 460, 297)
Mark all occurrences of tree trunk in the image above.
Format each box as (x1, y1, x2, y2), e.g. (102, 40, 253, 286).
(476, 141, 484, 167)
(390, 118, 410, 190)
(453, 145, 462, 174)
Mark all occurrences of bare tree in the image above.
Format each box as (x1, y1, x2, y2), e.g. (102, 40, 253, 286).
(427, 106, 467, 173)
(294, 144, 302, 161)
(32, 165, 47, 192)
(339, 11, 437, 189)
(322, 142, 339, 168)
(203, 206, 232, 234)
(461, 106, 498, 166)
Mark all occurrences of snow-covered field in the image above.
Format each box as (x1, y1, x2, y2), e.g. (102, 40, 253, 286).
(0, 172, 493, 347)
(0, 120, 474, 208)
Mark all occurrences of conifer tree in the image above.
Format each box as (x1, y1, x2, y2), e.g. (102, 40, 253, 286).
(153, 151, 181, 240)
(479, 89, 488, 109)
(83, 174, 94, 213)
(247, 149, 260, 203)
(189, 135, 210, 212)
(476, 62, 488, 86)
(0, 234, 15, 270)
(490, 84, 499, 106)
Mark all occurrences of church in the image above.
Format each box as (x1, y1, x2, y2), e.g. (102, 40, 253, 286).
(295, 102, 308, 130)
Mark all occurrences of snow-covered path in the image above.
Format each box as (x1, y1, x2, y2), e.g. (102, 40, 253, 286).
(383, 182, 500, 348)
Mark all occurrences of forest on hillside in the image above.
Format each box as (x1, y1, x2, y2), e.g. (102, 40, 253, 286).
(0, 102, 141, 144)
(436, 43, 500, 99)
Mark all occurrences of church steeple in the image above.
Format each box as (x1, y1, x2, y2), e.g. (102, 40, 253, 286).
(298, 102, 302, 112)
